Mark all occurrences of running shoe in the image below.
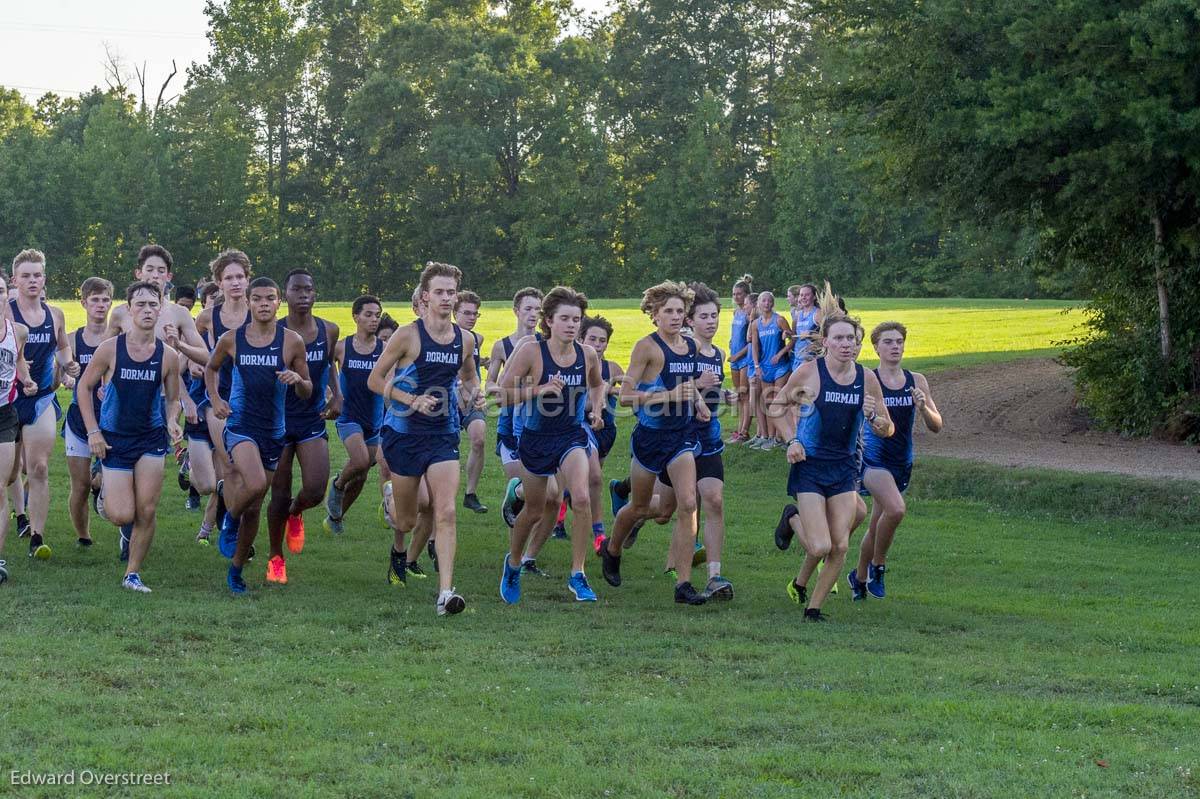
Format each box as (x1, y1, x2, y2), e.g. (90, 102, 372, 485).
(463, 493, 488, 514)
(803, 607, 827, 622)
(867, 563, 886, 599)
(325, 476, 345, 521)
(599, 543, 622, 587)
(745, 436, 764, 449)
(406, 560, 427, 579)
(25, 532, 52, 559)
(691, 540, 706, 566)
(674, 581, 707, 605)
(704, 575, 734, 601)
(286, 513, 305, 554)
(388, 548, 407, 587)
(786, 579, 807, 606)
(521, 558, 552, 579)
(847, 568, 867, 601)
(247, 544, 256, 562)
(593, 532, 607, 554)
(77, 537, 93, 549)
(196, 526, 211, 546)
(437, 589, 466, 616)
(218, 513, 239, 558)
(227, 564, 247, 595)
(15, 513, 30, 539)
(184, 490, 201, 511)
(758, 437, 779, 452)
(122, 572, 151, 594)
(94, 491, 109, 522)
(323, 515, 344, 536)
(500, 556, 522, 604)
(623, 519, 644, 550)
(774, 504, 798, 551)
(117, 526, 131, 563)
(551, 521, 567, 540)
(725, 431, 746, 444)
(663, 567, 677, 581)
(266, 555, 287, 584)
(501, 478, 522, 528)
(427, 537, 439, 572)
(177, 453, 191, 492)
(568, 571, 598, 602)
(380, 482, 394, 529)
(214, 479, 227, 526)
(609, 478, 629, 518)
(0, 559, 8, 585)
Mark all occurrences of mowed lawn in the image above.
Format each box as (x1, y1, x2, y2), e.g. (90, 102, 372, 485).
(2, 421, 1198, 796)
(52, 296, 1083, 375)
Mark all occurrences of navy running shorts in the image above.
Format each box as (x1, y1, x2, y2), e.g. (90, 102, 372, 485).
(15, 393, 60, 428)
(284, 412, 329, 447)
(630, 425, 699, 477)
(381, 428, 459, 477)
(519, 427, 590, 477)
(659, 451, 724, 488)
(861, 459, 913, 495)
(787, 456, 858, 499)
(223, 426, 284, 472)
(336, 418, 380, 447)
(100, 428, 168, 471)
(586, 422, 617, 461)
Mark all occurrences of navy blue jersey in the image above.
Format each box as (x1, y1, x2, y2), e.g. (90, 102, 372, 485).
(10, 300, 56, 399)
(635, 333, 697, 431)
(796, 359, 865, 461)
(338, 336, 384, 430)
(384, 320, 462, 435)
(99, 336, 166, 434)
(600, 360, 617, 429)
(525, 340, 587, 435)
(496, 336, 518, 440)
(66, 328, 102, 438)
(864, 368, 915, 466)
(694, 344, 725, 454)
(470, 330, 483, 379)
(209, 304, 250, 401)
(280, 317, 330, 418)
(228, 326, 286, 439)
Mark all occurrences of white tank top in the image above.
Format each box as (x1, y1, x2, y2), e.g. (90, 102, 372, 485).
(0, 319, 19, 406)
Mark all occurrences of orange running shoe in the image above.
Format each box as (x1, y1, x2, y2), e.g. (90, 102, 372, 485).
(286, 513, 305, 554)
(266, 555, 288, 584)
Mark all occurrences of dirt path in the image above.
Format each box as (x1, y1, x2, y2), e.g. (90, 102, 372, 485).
(914, 358, 1200, 482)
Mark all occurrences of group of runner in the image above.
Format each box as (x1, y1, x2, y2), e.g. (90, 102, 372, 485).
(0, 247, 941, 620)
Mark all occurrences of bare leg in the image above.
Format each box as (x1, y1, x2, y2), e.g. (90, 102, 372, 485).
(125, 456, 166, 577)
(66, 456, 93, 541)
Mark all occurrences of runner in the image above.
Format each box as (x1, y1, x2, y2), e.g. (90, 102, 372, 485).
(325, 295, 383, 536)
(77, 281, 184, 593)
(368, 262, 478, 615)
(264, 269, 340, 583)
(770, 302, 893, 620)
(63, 277, 113, 549)
(185, 282, 223, 545)
(8, 249, 78, 560)
(206, 277, 312, 594)
(727, 275, 752, 443)
(195, 250, 252, 465)
(489, 287, 542, 524)
(599, 281, 712, 605)
(498, 286, 606, 604)
(581, 315, 623, 553)
(747, 290, 794, 450)
(790, 283, 820, 370)
(847, 321, 942, 600)
(0, 273, 38, 584)
(454, 291, 488, 514)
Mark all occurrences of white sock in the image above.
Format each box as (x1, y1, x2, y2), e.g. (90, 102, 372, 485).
(708, 561, 721, 579)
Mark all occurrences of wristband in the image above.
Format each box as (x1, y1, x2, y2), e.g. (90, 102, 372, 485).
(87, 430, 102, 438)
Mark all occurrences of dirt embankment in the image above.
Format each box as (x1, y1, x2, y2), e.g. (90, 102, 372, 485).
(914, 358, 1200, 482)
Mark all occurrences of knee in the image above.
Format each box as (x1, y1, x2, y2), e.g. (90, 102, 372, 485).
(107, 504, 134, 526)
(809, 540, 832, 560)
(571, 495, 591, 519)
(829, 537, 849, 558)
(676, 493, 698, 517)
(704, 494, 724, 519)
(393, 509, 416, 532)
(433, 504, 456, 529)
(295, 482, 326, 508)
(522, 504, 546, 526)
(136, 501, 158, 522)
(27, 459, 49, 480)
(885, 496, 907, 518)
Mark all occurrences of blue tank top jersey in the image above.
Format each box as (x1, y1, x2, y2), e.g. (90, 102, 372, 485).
(66, 328, 102, 437)
(694, 344, 725, 453)
(185, 351, 210, 407)
(796, 359, 865, 461)
(496, 336, 517, 439)
(635, 333, 697, 432)
(10, 300, 56, 399)
(281, 317, 330, 419)
(525, 340, 587, 435)
(470, 331, 483, 379)
(864, 368, 915, 466)
(227, 326, 286, 438)
(209, 305, 250, 401)
(728, 310, 749, 361)
(600, 360, 617, 428)
(791, 307, 819, 367)
(755, 315, 785, 368)
(99, 336, 166, 433)
(384, 319, 463, 435)
(338, 336, 384, 430)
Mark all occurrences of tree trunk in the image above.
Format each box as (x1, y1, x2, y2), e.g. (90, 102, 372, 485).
(1151, 211, 1171, 362)
(279, 102, 289, 231)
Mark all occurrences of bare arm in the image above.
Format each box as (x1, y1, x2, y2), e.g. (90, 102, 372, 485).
(14, 326, 33, 391)
(323, 321, 342, 418)
(52, 307, 79, 376)
(913, 372, 943, 433)
(584, 346, 605, 429)
(457, 328, 482, 410)
(78, 339, 115, 457)
(204, 332, 235, 419)
(163, 347, 184, 444)
(497, 344, 540, 407)
(277, 330, 313, 399)
(863, 369, 895, 439)
(368, 324, 439, 414)
(103, 305, 128, 339)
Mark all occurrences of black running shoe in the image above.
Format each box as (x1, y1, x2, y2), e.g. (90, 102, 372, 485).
(29, 532, 51, 560)
(520, 558, 552, 579)
(599, 543, 622, 587)
(774, 504, 798, 551)
(427, 538, 439, 573)
(16, 514, 30, 539)
(388, 548, 407, 586)
(247, 544, 256, 562)
(463, 493, 488, 514)
(803, 607, 827, 622)
(551, 522, 567, 540)
(406, 560, 428, 579)
(786, 579, 807, 606)
(623, 519, 645, 550)
(77, 537, 93, 549)
(674, 581, 708, 605)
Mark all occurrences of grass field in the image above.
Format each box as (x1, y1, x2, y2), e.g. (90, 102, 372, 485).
(2, 414, 1198, 796)
(50, 296, 1083, 375)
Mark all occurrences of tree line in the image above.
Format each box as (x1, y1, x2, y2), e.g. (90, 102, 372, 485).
(0, 0, 1196, 437)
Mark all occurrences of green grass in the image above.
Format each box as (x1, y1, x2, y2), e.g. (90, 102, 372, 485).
(51, 297, 1084, 374)
(1, 412, 1197, 797)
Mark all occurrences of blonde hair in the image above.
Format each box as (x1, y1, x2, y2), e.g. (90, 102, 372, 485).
(11, 248, 45, 273)
(805, 282, 863, 356)
(640, 280, 694, 318)
(419, 261, 462, 294)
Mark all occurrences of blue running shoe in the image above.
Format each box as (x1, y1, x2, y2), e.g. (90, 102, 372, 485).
(867, 563, 886, 599)
(122, 572, 151, 594)
(499, 555, 522, 604)
(609, 479, 628, 518)
(218, 512, 239, 559)
(227, 564, 247, 595)
(118, 524, 132, 563)
(568, 571, 597, 602)
(501, 478, 523, 529)
(847, 568, 866, 601)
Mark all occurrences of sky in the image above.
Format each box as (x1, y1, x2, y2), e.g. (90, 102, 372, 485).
(1, 1, 613, 103)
